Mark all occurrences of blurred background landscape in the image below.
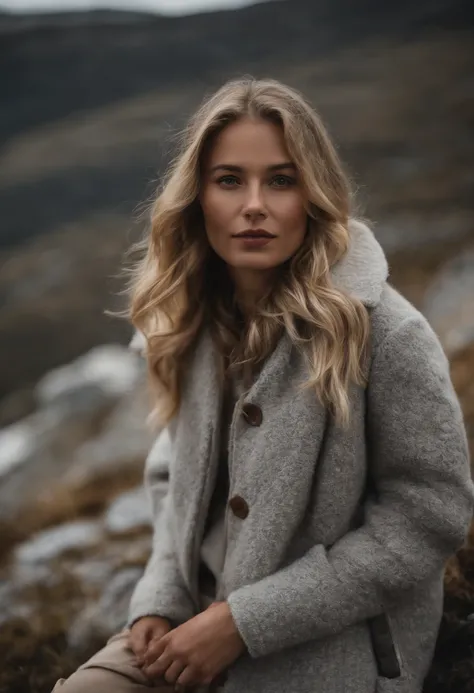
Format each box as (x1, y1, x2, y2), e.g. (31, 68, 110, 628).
(0, 0, 473, 691)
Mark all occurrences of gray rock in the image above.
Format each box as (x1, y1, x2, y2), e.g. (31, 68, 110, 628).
(0, 415, 94, 520)
(15, 519, 102, 564)
(98, 566, 143, 623)
(12, 562, 55, 588)
(36, 344, 143, 410)
(0, 344, 152, 522)
(68, 566, 143, 651)
(0, 403, 79, 482)
(69, 557, 115, 590)
(104, 486, 153, 534)
(0, 561, 61, 626)
(0, 418, 35, 478)
(423, 247, 474, 354)
(0, 385, 146, 521)
(47, 382, 114, 421)
(64, 383, 153, 487)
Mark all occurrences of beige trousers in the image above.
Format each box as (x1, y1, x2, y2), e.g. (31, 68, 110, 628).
(52, 630, 217, 693)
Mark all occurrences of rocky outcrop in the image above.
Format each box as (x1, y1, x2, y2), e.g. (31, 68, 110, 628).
(0, 344, 158, 685)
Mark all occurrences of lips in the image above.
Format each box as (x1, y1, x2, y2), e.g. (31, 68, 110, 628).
(233, 229, 276, 238)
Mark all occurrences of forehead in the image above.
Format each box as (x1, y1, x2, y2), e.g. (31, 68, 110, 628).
(204, 117, 291, 169)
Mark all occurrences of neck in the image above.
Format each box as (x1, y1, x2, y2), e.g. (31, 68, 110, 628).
(228, 266, 275, 317)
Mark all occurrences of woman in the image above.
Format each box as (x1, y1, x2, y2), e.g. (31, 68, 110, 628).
(53, 78, 474, 693)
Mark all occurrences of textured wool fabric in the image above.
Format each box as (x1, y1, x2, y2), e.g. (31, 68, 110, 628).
(128, 420, 196, 628)
(128, 220, 474, 693)
(199, 374, 244, 601)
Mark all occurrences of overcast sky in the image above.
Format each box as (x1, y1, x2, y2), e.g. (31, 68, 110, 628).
(0, 0, 263, 15)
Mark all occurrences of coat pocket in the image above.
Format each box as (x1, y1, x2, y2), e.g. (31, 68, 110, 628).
(368, 612, 402, 679)
(369, 613, 420, 692)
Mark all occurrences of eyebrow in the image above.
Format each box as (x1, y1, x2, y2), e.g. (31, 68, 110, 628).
(209, 162, 296, 173)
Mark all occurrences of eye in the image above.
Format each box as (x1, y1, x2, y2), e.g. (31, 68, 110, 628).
(217, 175, 240, 187)
(270, 175, 296, 188)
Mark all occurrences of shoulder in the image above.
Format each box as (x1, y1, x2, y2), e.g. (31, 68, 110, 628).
(368, 283, 450, 376)
(370, 283, 439, 350)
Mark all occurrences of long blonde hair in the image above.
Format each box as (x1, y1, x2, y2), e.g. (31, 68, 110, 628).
(129, 78, 370, 427)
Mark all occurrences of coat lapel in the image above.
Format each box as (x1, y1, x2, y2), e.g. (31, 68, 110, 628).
(172, 328, 222, 595)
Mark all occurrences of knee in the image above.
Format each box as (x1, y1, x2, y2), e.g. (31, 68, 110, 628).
(52, 667, 122, 693)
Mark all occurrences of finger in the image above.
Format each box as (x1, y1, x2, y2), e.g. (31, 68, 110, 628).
(143, 649, 173, 678)
(163, 659, 186, 684)
(152, 624, 171, 641)
(129, 629, 149, 661)
(176, 665, 200, 687)
(142, 634, 168, 666)
(133, 622, 155, 652)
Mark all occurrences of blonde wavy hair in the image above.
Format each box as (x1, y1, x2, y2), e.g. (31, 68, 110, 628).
(129, 78, 371, 427)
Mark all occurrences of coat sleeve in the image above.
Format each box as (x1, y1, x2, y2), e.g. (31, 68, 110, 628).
(227, 315, 474, 658)
(127, 426, 196, 627)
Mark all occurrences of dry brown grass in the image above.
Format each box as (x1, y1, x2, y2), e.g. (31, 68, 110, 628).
(0, 571, 106, 693)
(425, 520, 474, 692)
(0, 462, 150, 693)
(451, 343, 474, 463)
(445, 521, 474, 609)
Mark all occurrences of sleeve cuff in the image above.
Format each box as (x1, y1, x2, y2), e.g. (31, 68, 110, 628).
(128, 585, 195, 629)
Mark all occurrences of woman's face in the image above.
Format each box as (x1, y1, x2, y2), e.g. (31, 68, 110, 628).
(200, 117, 308, 276)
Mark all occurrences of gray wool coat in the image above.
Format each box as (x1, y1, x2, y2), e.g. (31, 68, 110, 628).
(128, 221, 474, 693)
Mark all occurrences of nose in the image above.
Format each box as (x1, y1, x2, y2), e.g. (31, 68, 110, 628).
(242, 182, 267, 221)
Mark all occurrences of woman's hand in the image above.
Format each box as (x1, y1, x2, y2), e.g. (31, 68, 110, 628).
(128, 615, 172, 663)
(141, 601, 246, 687)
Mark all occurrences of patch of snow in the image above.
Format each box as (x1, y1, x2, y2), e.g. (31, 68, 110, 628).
(15, 520, 102, 564)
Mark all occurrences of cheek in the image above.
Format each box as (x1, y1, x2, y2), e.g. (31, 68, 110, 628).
(200, 191, 232, 259)
(201, 189, 231, 232)
(279, 198, 307, 243)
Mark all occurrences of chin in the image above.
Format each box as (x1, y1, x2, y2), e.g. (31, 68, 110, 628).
(228, 254, 281, 272)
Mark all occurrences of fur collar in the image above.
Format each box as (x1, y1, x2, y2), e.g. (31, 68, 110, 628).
(330, 219, 389, 307)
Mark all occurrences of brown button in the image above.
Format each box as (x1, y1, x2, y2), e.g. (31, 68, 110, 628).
(229, 495, 249, 519)
(241, 403, 263, 426)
